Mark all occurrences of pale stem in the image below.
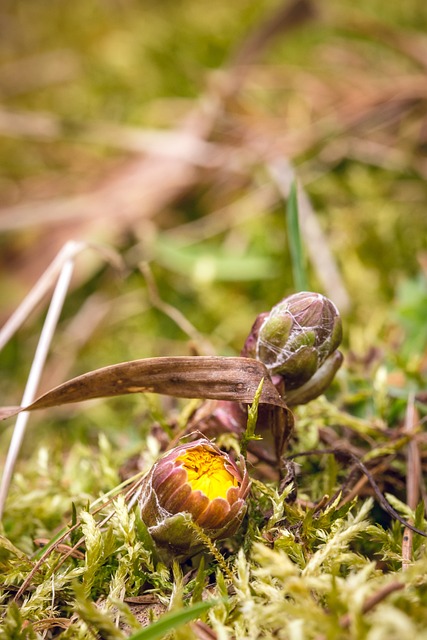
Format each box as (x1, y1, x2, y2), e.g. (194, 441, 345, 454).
(0, 255, 75, 519)
(0, 240, 85, 352)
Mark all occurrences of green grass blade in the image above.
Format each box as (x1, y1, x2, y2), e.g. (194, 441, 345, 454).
(127, 600, 217, 640)
(286, 181, 308, 291)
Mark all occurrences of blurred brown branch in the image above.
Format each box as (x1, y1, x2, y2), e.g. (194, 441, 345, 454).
(0, 0, 317, 320)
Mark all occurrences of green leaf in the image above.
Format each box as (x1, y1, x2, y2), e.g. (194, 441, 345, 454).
(240, 377, 264, 458)
(286, 180, 308, 291)
(153, 236, 275, 282)
(127, 600, 217, 640)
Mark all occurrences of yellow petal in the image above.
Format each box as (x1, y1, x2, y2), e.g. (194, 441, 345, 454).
(177, 446, 238, 501)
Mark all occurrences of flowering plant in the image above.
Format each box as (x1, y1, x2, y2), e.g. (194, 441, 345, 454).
(139, 437, 250, 562)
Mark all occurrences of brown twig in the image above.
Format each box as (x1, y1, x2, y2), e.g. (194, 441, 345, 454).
(33, 539, 85, 560)
(288, 448, 427, 537)
(0, 0, 317, 325)
(338, 456, 396, 507)
(0, 107, 224, 168)
(402, 394, 422, 570)
(339, 580, 405, 628)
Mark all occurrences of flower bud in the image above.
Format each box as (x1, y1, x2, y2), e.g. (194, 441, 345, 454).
(139, 438, 250, 562)
(242, 291, 343, 404)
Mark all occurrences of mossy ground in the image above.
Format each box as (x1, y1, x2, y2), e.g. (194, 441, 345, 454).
(1, 0, 427, 638)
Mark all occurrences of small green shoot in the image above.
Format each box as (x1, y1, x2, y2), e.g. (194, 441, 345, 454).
(286, 180, 309, 291)
(240, 378, 264, 458)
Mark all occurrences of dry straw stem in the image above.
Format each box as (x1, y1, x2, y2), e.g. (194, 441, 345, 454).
(0, 249, 75, 520)
(0, 241, 83, 352)
(402, 394, 422, 570)
(0, 240, 124, 351)
(0, 241, 124, 519)
(0, 108, 222, 169)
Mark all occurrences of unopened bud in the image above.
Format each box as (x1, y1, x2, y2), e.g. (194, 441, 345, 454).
(139, 438, 250, 562)
(242, 291, 343, 404)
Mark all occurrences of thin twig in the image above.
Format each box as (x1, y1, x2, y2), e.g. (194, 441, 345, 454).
(0, 107, 221, 167)
(338, 457, 396, 507)
(339, 581, 405, 628)
(139, 261, 215, 355)
(288, 448, 427, 537)
(402, 393, 421, 570)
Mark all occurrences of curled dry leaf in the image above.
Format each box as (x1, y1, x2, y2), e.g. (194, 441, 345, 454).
(0, 356, 286, 422)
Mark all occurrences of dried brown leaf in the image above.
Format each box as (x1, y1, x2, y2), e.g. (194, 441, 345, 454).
(0, 356, 286, 422)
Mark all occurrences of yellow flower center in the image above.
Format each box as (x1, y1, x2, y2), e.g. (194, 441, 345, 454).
(177, 447, 238, 501)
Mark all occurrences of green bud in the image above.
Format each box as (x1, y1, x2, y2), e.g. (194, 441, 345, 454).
(242, 292, 343, 404)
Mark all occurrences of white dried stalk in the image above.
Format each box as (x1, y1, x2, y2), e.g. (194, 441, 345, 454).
(0, 240, 86, 352)
(0, 248, 77, 518)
